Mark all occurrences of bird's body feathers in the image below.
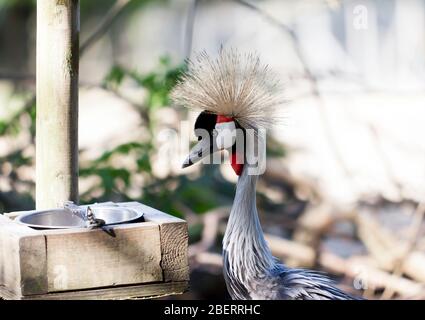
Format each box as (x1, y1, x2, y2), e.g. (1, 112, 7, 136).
(222, 168, 358, 300)
(173, 49, 360, 300)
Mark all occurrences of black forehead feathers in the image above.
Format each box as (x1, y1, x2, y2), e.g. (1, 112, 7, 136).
(194, 111, 217, 131)
(194, 112, 217, 141)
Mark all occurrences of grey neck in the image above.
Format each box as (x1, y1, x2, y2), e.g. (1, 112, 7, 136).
(223, 167, 276, 279)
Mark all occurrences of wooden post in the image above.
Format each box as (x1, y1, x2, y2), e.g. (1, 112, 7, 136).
(36, 0, 79, 209)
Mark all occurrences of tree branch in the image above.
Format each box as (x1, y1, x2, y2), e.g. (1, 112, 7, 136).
(380, 202, 425, 299)
(183, 0, 199, 59)
(0, 71, 34, 82)
(232, 0, 355, 188)
(80, 0, 133, 55)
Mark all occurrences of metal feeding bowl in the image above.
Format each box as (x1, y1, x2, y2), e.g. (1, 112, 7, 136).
(88, 206, 144, 225)
(16, 206, 144, 229)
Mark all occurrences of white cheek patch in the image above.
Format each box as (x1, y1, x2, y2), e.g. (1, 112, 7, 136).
(215, 121, 237, 149)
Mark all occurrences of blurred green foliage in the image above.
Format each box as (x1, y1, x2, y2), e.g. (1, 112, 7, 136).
(0, 98, 35, 137)
(0, 0, 35, 9)
(104, 56, 184, 111)
(0, 0, 287, 222)
(0, 55, 287, 216)
(80, 57, 235, 219)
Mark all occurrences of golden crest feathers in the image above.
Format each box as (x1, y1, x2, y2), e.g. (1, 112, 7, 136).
(171, 49, 284, 130)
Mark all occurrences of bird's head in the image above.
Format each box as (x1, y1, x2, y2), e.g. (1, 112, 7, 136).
(172, 49, 284, 176)
(182, 111, 245, 176)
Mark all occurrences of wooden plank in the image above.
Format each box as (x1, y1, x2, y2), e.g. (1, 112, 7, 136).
(44, 222, 163, 292)
(121, 202, 189, 282)
(3, 211, 21, 220)
(0, 223, 21, 295)
(0, 281, 188, 300)
(19, 235, 47, 295)
(121, 201, 185, 223)
(0, 214, 12, 224)
(159, 221, 189, 282)
(0, 215, 47, 296)
(1, 202, 189, 299)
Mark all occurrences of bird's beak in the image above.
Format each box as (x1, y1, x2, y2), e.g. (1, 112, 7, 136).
(182, 138, 214, 169)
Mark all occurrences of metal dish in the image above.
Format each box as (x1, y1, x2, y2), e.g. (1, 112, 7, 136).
(86, 206, 144, 225)
(16, 206, 144, 229)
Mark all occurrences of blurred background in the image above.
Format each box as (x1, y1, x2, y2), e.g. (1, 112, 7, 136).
(1, 0, 425, 300)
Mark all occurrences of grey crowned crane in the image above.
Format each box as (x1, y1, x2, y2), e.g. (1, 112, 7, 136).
(171, 49, 359, 300)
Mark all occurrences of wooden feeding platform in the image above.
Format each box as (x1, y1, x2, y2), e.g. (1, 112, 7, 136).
(0, 1, 190, 300)
(0, 202, 189, 300)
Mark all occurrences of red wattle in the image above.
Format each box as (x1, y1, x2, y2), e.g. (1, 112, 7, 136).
(231, 152, 243, 176)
